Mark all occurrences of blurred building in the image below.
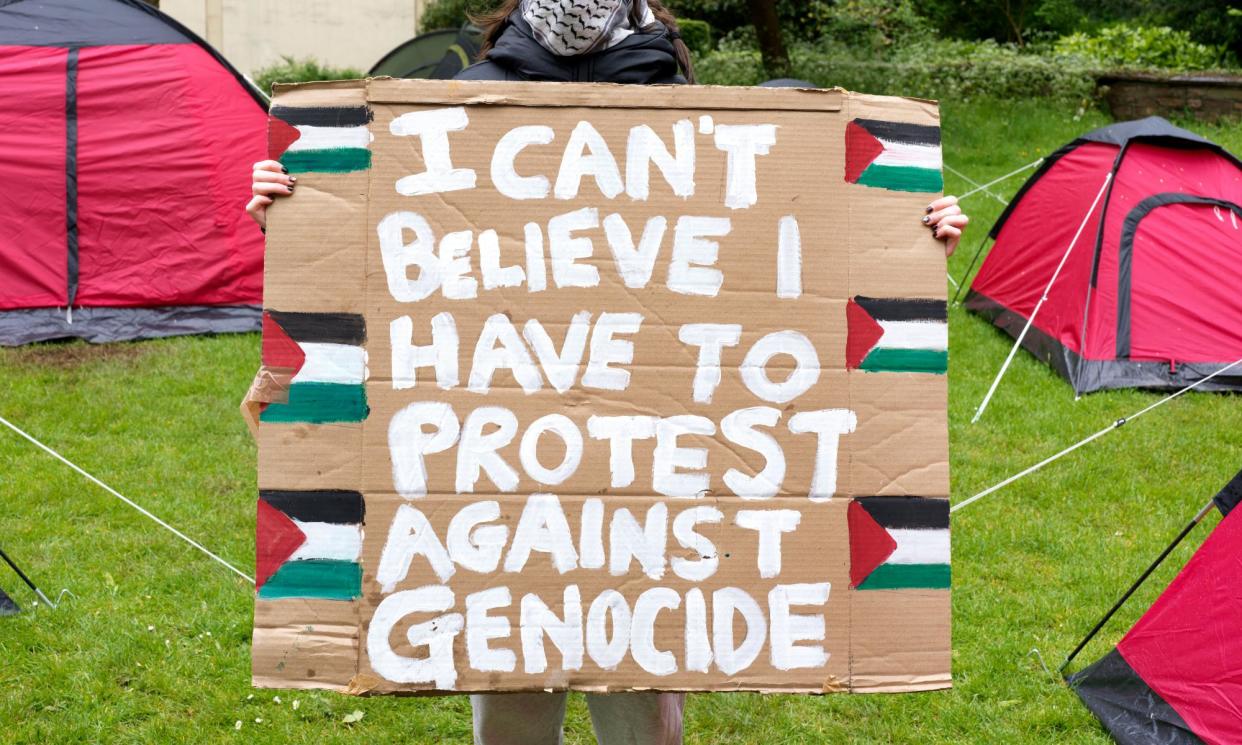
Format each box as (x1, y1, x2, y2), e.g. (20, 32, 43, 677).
(160, 0, 428, 76)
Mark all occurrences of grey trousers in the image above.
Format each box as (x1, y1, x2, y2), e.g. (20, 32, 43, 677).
(471, 692, 685, 745)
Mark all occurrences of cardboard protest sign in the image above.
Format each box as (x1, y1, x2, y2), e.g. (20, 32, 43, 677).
(252, 79, 950, 695)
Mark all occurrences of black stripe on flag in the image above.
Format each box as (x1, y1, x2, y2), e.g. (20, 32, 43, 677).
(854, 296, 947, 323)
(857, 497, 949, 530)
(260, 490, 365, 524)
(266, 310, 366, 346)
(269, 105, 372, 128)
(854, 119, 941, 147)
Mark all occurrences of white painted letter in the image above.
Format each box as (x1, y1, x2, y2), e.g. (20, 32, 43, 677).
(740, 331, 820, 404)
(603, 213, 667, 289)
(582, 312, 643, 391)
(671, 506, 722, 582)
(504, 494, 578, 573)
(678, 323, 742, 404)
(768, 583, 830, 670)
(377, 504, 455, 591)
(721, 407, 785, 499)
(555, 120, 623, 200)
(521, 585, 584, 674)
(587, 415, 657, 488)
(609, 503, 668, 580)
(456, 407, 519, 493)
(368, 586, 463, 687)
(466, 586, 516, 672)
(388, 401, 460, 499)
(523, 312, 591, 393)
(668, 216, 730, 297)
(653, 415, 715, 498)
(788, 409, 858, 500)
(626, 119, 696, 200)
(713, 123, 777, 209)
(735, 509, 801, 579)
(447, 500, 508, 573)
(390, 312, 459, 391)
(520, 414, 583, 486)
(631, 588, 680, 676)
(491, 125, 554, 200)
(391, 107, 477, 196)
(468, 314, 543, 394)
(712, 587, 766, 675)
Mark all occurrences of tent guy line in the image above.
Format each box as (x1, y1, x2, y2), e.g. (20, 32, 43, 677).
(971, 171, 1113, 423)
(0, 413, 255, 585)
(952, 355, 1242, 514)
(938, 163, 1008, 206)
(955, 157, 1044, 202)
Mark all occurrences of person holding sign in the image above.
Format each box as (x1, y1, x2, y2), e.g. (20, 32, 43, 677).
(242, 1, 967, 743)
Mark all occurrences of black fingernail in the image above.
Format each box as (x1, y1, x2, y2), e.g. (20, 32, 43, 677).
(281, 166, 289, 174)
(925, 206, 933, 213)
(922, 216, 930, 224)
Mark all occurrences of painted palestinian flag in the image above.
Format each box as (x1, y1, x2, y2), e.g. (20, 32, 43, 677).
(269, 105, 372, 174)
(257, 490, 364, 601)
(260, 310, 369, 424)
(845, 118, 943, 193)
(849, 497, 950, 590)
(846, 296, 947, 374)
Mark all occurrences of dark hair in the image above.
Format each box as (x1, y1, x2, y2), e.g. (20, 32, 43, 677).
(471, 0, 695, 84)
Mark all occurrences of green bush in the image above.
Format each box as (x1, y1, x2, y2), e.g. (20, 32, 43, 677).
(695, 39, 1097, 103)
(1054, 24, 1229, 70)
(678, 18, 713, 55)
(420, 0, 501, 32)
(251, 56, 363, 95)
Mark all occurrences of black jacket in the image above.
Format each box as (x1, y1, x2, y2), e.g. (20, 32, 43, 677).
(454, 15, 685, 85)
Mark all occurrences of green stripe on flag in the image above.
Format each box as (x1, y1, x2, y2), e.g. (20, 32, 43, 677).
(858, 563, 951, 590)
(260, 382, 369, 424)
(859, 348, 948, 374)
(856, 164, 943, 193)
(258, 559, 362, 601)
(281, 148, 371, 174)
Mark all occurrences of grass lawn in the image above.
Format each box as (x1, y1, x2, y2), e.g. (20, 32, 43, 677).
(1, 97, 1239, 744)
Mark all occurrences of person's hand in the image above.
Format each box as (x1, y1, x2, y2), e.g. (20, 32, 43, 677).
(245, 160, 296, 230)
(924, 195, 969, 257)
(239, 365, 294, 440)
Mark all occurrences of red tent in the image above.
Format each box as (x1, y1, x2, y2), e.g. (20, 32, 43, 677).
(965, 117, 1242, 394)
(1070, 469, 1242, 745)
(0, 0, 266, 345)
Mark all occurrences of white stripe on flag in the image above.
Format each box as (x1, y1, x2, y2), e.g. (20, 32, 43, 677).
(292, 342, 368, 385)
(873, 140, 942, 170)
(876, 320, 948, 351)
(887, 529, 950, 565)
(286, 125, 372, 153)
(289, 521, 362, 562)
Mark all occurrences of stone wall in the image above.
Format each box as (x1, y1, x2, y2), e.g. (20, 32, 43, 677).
(1099, 73, 1242, 124)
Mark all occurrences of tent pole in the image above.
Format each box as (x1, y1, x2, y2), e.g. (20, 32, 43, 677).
(0, 546, 55, 608)
(971, 171, 1112, 424)
(950, 234, 991, 305)
(1059, 498, 1217, 675)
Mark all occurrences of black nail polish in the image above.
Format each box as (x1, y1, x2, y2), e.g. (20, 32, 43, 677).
(281, 166, 289, 174)
(925, 205, 933, 213)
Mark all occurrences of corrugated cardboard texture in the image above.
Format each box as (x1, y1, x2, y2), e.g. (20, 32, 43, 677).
(254, 79, 950, 695)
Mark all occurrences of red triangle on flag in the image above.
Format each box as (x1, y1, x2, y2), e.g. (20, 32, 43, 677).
(261, 312, 306, 372)
(848, 499, 897, 588)
(268, 115, 301, 160)
(846, 298, 885, 369)
(844, 121, 885, 184)
(256, 498, 307, 588)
